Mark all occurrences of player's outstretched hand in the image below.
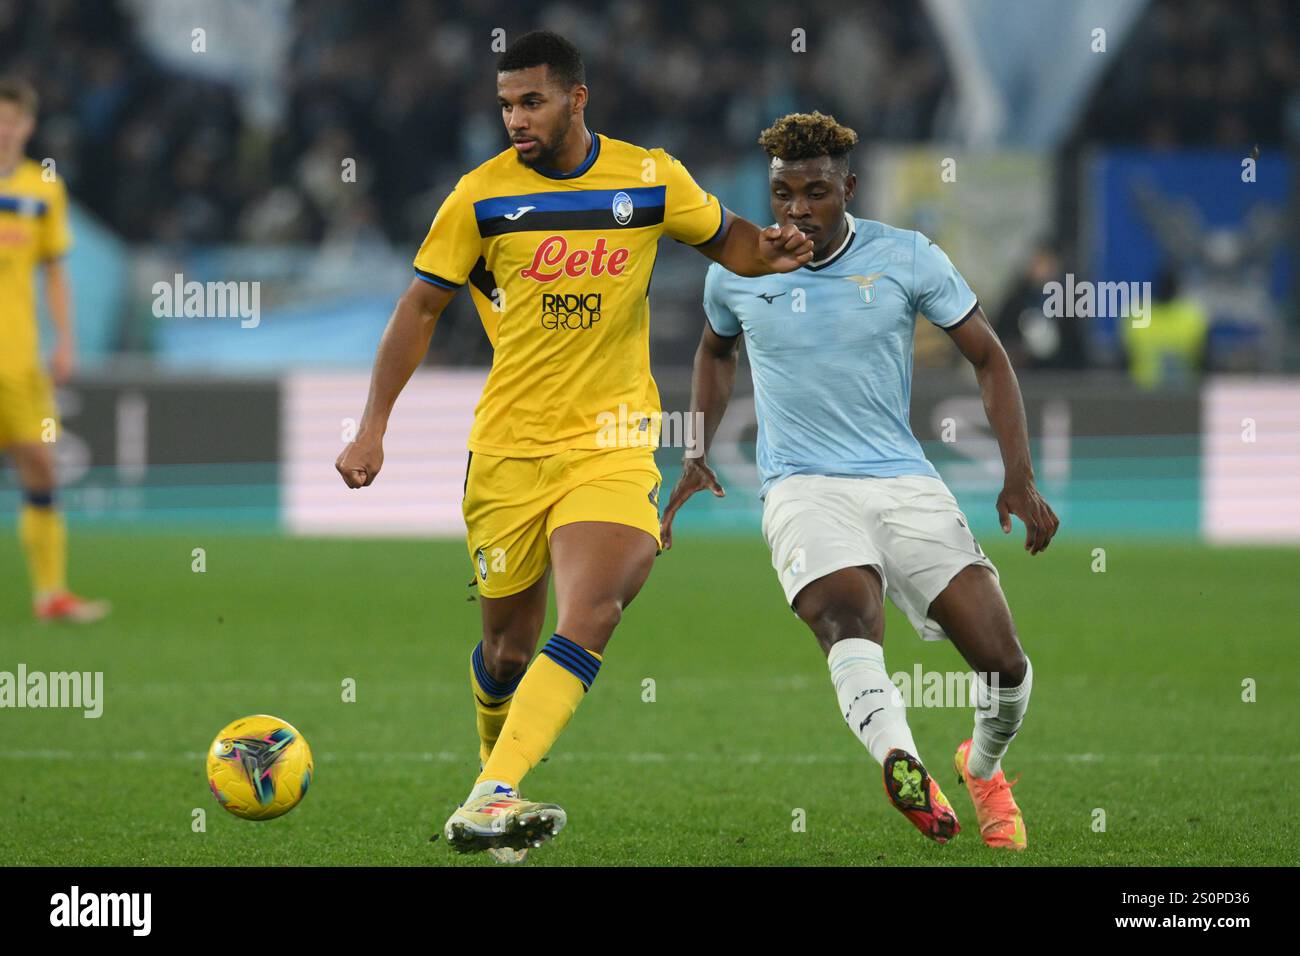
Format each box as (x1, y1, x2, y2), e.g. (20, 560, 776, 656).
(996, 479, 1059, 555)
(758, 223, 815, 273)
(335, 433, 384, 488)
(660, 457, 725, 550)
(51, 338, 76, 387)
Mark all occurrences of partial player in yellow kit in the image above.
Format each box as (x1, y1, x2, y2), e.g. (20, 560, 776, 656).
(334, 32, 813, 860)
(0, 79, 108, 624)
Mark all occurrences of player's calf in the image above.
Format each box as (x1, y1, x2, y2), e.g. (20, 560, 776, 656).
(470, 573, 549, 762)
(929, 569, 1033, 798)
(954, 738, 1026, 850)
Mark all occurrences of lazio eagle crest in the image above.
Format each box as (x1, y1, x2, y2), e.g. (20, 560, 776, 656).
(843, 273, 884, 304)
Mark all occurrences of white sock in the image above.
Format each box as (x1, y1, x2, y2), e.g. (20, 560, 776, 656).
(827, 638, 920, 766)
(466, 779, 514, 802)
(968, 657, 1033, 779)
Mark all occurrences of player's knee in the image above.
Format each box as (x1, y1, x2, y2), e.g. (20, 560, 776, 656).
(557, 599, 623, 648)
(14, 452, 55, 491)
(479, 634, 532, 682)
(799, 599, 883, 646)
(24, 475, 56, 496)
(585, 599, 624, 641)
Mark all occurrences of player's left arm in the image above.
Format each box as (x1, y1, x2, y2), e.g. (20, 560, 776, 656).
(946, 310, 1059, 555)
(656, 149, 812, 275)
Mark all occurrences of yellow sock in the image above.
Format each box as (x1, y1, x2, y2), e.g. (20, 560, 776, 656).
(19, 501, 66, 598)
(470, 642, 522, 764)
(477, 634, 602, 791)
(473, 695, 511, 766)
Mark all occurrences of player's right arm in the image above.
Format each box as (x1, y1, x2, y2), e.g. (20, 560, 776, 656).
(41, 176, 76, 385)
(336, 177, 479, 489)
(335, 278, 456, 488)
(660, 267, 742, 549)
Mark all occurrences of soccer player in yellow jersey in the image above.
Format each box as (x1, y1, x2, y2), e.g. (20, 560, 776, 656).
(0, 79, 108, 624)
(335, 31, 812, 860)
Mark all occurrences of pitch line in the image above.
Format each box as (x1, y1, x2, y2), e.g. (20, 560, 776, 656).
(0, 749, 1296, 765)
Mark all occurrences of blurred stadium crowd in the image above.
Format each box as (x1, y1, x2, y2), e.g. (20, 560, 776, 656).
(5, 0, 949, 246)
(1080, 0, 1299, 148)
(1, 0, 1296, 376)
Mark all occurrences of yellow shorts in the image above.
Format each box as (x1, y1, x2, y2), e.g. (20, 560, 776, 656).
(462, 444, 662, 599)
(0, 366, 58, 450)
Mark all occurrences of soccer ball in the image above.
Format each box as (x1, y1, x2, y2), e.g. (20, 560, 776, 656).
(206, 714, 313, 820)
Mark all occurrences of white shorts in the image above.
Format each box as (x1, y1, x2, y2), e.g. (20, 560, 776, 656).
(761, 473, 999, 641)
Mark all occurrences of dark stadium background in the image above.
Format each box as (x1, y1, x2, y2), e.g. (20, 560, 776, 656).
(0, 0, 1296, 871)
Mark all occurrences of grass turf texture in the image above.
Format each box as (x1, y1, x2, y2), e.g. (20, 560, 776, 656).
(1, 532, 1296, 866)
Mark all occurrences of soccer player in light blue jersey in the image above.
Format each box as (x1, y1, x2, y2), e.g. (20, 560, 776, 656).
(661, 112, 1059, 850)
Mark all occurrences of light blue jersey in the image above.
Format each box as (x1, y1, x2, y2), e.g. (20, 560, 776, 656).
(704, 215, 978, 497)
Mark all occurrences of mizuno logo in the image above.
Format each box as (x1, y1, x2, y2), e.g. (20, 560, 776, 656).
(504, 205, 536, 221)
(858, 707, 884, 733)
(842, 687, 882, 719)
(755, 291, 787, 304)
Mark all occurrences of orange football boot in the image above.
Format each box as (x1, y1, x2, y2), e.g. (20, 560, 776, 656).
(34, 591, 111, 624)
(883, 748, 960, 844)
(954, 738, 1026, 850)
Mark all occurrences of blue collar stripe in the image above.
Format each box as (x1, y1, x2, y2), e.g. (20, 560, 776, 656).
(0, 195, 49, 216)
(533, 132, 601, 180)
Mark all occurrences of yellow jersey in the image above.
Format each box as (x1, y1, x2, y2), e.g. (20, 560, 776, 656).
(0, 158, 71, 374)
(413, 132, 724, 457)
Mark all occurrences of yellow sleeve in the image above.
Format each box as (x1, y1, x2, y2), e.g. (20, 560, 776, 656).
(39, 176, 73, 260)
(656, 149, 725, 246)
(412, 177, 481, 288)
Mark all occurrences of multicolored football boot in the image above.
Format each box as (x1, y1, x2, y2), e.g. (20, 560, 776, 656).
(954, 738, 1026, 850)
(882, 748, 960, 844)
(443, 787, 567, 858)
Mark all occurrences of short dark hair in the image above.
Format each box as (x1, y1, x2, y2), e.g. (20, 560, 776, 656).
(0, 77, 38, 116)
(758, 111, 858, 168)
(498, 30, 585, 90)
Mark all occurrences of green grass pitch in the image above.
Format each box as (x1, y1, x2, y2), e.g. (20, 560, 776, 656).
(1, 531, 1296, 866)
